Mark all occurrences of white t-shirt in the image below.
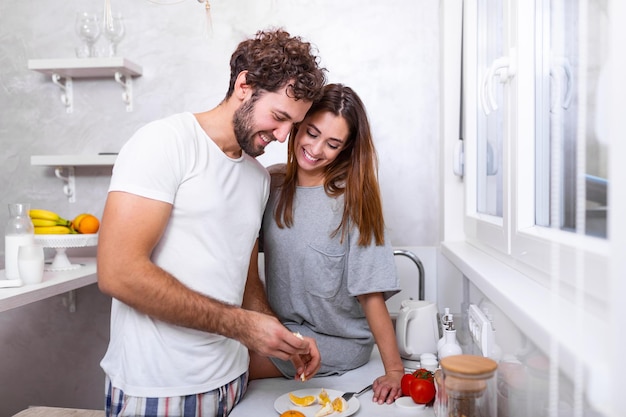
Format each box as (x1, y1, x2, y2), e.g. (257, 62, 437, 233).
(100, 112, 270, 397)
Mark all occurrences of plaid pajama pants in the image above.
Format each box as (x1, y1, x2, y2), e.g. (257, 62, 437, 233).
(104, 372, 249, 417)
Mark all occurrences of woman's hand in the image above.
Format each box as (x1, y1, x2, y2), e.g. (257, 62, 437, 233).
(371, 369, 404, 404)
(357, 292, 405, 404)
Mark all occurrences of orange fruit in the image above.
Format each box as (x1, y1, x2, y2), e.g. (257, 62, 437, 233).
(318, 388, 330, 405)
(73, 213, 100, 234)
(279, 411, 305, 417)
(288, 392, 316, 407)
(332, 396, 348, 412)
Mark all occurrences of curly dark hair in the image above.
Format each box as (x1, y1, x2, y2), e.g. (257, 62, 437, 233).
(225, 29, 326, 102)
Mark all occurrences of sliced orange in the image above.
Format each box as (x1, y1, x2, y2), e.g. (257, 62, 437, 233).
(314, 402, 334, 417)
(318, 388, 330, 405)
(279, 411, 306, 417)
(332, 396, 348, 412)
(288, 392, 316, 407)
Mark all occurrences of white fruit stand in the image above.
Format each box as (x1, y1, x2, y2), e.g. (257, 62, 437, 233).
(34, 233, 98, 271)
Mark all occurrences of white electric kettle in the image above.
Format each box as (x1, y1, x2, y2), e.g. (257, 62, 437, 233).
(395, 299, 440, 361)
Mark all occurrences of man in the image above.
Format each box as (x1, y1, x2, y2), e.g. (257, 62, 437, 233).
(97, 29, 326, 417)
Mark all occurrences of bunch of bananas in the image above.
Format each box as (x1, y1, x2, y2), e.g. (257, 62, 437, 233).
(29, 209, 100, 235)
(29, 209, 72, 234)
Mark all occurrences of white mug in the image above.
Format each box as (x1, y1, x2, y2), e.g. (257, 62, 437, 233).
(18, 244, 45, 285)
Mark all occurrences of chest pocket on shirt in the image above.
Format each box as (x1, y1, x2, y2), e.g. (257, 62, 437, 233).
(303, 244, 346, 298)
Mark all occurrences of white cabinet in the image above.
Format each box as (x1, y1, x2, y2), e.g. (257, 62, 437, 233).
(28, 57, 142, 113)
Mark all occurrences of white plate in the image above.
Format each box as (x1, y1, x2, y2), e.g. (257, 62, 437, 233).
(274, 388, 360, 417)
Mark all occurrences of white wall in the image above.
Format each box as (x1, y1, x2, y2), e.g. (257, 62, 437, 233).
(0, 0, 441, 413)
(0, 0, 441, 247)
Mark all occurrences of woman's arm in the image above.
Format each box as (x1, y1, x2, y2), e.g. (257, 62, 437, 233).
(358, 292, 405, 404)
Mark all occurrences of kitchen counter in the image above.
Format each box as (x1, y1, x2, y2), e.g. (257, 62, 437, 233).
(0, 257, 97, 313)
(229, 347, 435, 417)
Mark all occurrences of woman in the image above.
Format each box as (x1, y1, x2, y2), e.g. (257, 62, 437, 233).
(249, 84, 404, 404)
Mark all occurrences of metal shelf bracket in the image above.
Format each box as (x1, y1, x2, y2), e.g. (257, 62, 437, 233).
(51, 73, 73, 113)
(114, 71, 133, 112)
(62, 290, 77, 313)
(54, 166, 76, 203)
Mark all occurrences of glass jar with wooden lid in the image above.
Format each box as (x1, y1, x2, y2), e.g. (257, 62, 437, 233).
(440, 354, 498, 417)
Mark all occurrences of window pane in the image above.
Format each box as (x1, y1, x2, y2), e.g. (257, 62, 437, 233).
(476, 0, 504, 217)
(535, 0, 609, 238)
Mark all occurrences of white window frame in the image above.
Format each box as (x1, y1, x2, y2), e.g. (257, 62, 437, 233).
(462, 0, 610, 296)
(509, 0, 609, 298)
(462, 0, 511, 254)
(447, 0, 621, 412)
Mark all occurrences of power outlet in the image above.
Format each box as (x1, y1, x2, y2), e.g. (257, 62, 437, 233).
(468, 304, 494, 357)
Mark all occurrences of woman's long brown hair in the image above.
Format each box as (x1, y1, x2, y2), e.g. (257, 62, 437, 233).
(273, 83, 386, 246)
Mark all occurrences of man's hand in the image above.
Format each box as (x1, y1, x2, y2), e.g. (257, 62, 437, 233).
(236, 311, 310, 360)
(289, 335, 321, 381)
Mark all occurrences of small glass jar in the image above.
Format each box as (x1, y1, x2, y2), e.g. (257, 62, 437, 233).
(433, 368, 446, 417)
(440, 354, 498, 417)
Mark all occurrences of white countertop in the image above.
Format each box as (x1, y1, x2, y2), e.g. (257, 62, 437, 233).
(0, 257, 97, 313)
(230, 348, 435, 417)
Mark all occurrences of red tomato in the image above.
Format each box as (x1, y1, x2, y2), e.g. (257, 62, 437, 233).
(412, 368, 435, 383)
(401, 373, 414, 396)
(409, 378, 436, 404)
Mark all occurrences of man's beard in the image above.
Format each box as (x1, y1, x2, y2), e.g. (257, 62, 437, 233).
(233, 94, 268, 157)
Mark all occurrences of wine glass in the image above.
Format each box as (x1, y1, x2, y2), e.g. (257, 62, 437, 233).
(75, 12, 101, 57)
(104, 12, 125, 56)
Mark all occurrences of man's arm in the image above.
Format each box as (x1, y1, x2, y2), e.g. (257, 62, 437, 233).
(97, 191, 310, 360)
(241, 240, 274, 315)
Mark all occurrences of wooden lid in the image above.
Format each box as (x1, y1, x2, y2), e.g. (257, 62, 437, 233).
(440, 354, 498, 377)
(444, 375, 487, 395)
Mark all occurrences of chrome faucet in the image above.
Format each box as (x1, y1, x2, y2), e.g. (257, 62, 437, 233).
(393, 249, 425, 300)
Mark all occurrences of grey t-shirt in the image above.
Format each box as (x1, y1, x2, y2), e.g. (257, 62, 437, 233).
(262, 185, 400, 377)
